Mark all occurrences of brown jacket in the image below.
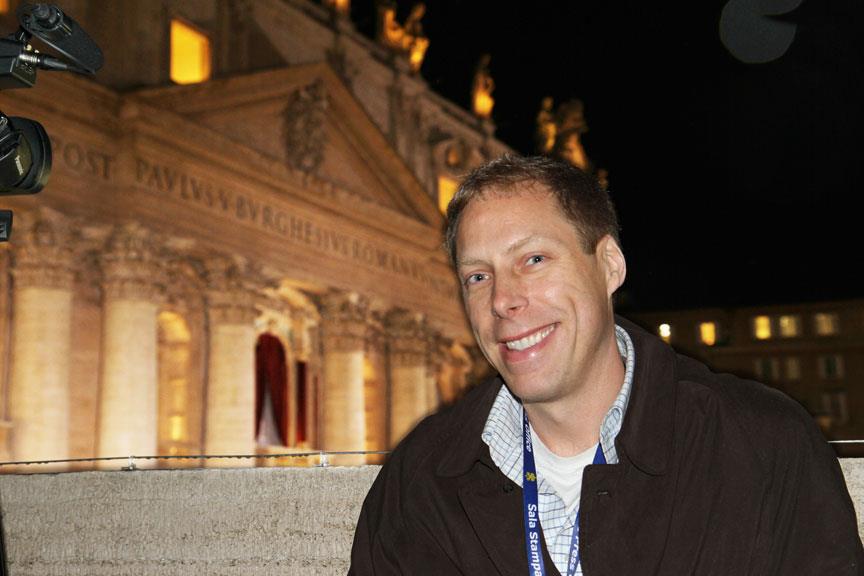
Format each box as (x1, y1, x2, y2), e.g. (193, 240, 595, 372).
(350, 318, 863, 575)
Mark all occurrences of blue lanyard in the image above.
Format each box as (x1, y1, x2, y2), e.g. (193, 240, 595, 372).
(522, 409, 606, 576)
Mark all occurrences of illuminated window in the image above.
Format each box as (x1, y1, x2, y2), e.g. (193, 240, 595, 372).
(784, 357, 801, 380)
(752, 315, 772, 340)
(658, 323, 672, 343)
(699, 322, 717, 346)
(0, 0, 9, 15)
(754, 357, 780, 381)
(814, 313, 839, 336)
(170, 19, 211, 85)
(438, 175, 459, 214)
(778, 315, 801, 338)
(818, 354, 845, 379)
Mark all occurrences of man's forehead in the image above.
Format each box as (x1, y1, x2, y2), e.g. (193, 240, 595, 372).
(474, 180, 553, 199)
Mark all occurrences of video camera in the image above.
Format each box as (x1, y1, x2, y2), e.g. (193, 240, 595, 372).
(0, 3, 103, 241)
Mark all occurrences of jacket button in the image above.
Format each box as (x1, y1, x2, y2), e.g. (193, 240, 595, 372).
(503, 482, 515, 493)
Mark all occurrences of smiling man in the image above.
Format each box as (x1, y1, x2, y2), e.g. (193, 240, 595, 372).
(350, 155, 863, 575)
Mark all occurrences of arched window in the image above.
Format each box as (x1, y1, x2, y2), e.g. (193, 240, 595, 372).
(255, 333, 288, 446)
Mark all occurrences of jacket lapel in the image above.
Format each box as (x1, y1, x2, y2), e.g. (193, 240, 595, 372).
(458, 462, 525, 575)
(458, 454, 560, 576)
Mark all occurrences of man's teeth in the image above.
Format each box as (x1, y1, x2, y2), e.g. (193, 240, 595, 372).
(505, 326, 555, 351)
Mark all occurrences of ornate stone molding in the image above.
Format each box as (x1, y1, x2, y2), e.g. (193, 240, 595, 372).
(11, 208, 77, 290)
(204, 256, 259, 326)
(319, 291, 368, 353)
(365, 311, 386, 355)
(283, 79, 328, 174)
(386, 307, 428, 367)
(100, 223, 165, 302)
(162, 255, 206, 311)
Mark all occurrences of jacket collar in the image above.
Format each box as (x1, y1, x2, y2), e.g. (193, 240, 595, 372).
(436, 315, 677, 478)
(436, 376, 503, 478)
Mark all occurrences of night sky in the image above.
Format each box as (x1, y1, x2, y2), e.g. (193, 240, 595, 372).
(352, 0, 863, 311)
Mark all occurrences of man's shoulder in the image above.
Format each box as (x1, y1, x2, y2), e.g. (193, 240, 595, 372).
(673, 352, 822, 460)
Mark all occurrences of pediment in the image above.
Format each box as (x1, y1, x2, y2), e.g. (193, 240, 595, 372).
(133, 64, 441, 227)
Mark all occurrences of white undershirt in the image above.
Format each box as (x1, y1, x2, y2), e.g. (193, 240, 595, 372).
(530, 429, 598, 514)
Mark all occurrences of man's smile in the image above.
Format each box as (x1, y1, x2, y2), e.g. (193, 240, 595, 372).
(501, 323, 557, 352)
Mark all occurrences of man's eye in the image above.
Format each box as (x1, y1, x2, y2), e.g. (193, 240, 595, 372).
(465, 273, 487, 286)
(527, 255, 545, 265)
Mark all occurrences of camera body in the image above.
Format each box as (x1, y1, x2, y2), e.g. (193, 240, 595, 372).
(0, 3, 102, 241)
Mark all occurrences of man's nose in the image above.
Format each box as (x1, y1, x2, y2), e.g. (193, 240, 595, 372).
(491, 276, 528, 319)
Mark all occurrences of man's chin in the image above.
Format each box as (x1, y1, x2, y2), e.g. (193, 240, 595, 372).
(501, 377, 556, 405)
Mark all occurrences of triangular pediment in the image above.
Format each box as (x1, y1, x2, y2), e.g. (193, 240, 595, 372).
(133, 64, 442, 227)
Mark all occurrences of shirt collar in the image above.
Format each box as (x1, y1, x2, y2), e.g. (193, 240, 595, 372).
(481, 325, 636, 486)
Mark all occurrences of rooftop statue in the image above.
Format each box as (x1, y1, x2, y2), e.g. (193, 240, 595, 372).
(472, 54, 495, 119)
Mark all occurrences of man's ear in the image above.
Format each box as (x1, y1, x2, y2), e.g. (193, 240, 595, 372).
(597, 235, 626, 296)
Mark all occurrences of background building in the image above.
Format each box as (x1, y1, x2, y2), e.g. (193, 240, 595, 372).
(628, 300, 864, 453)
(0, 0, 507, 467)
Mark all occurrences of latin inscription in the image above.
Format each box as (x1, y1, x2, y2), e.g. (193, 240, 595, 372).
(134, 157, 455, 298)
(50, 136, 115, 181)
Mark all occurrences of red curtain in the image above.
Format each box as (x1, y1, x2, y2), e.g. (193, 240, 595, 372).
(255, 333, 289, 445)
(296, 361, 308, 444)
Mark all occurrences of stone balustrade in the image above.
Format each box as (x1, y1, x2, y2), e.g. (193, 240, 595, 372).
(0, 461, 862, 575)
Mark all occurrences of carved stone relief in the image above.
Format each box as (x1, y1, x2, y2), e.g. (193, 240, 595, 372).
(283, 79, 328, 174)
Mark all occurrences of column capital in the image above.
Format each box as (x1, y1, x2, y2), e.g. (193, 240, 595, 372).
(11, 208, 77, 290)
(365, 311, 387, 355)
(425, 330, 447, 373)
(101, 223, 165, 301)
(204, 256, 260, 325)
(320, 290, 368, 352)
(386, 307, 428, 366)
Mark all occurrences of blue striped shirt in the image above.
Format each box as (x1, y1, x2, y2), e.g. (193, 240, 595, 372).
(481, 325, 636, 575)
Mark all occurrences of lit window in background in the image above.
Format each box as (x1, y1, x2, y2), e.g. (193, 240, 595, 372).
(785, 357, 801, 380)
(699, 322, 717, 346)
(0, 0, 8, 14)
(814, 312, 839, 336)
(438, 176, 459, 214)
(753, 315, 772, 340)
(170, 19, 211, 85)
(658, 323, 672, 343)
(778, 314, 801, 337)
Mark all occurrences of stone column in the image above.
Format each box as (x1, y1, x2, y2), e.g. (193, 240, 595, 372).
(8, 210, 76, 462)
(363, 313, 388, 459)
(98, 224, 163, 461)
(320, 291, 367, 460)
(386, 308, 429, 446)
(204, 259, 258, 461)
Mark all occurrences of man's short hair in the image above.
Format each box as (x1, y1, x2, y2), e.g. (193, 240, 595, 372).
(444, 154, 621, 266)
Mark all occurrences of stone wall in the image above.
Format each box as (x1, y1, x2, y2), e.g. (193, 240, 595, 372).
(1, 462, 863, 574)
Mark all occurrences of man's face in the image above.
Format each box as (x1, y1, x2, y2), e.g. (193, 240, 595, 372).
(455, 187, 625, 405)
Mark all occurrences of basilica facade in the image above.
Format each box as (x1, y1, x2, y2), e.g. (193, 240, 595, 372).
(0, 0, 508, 467)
